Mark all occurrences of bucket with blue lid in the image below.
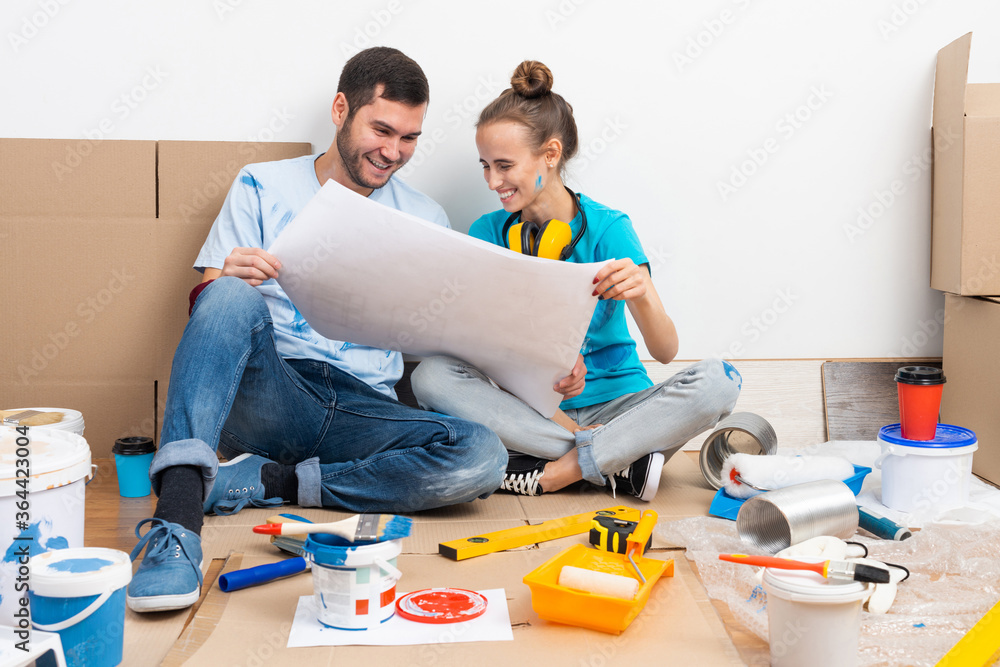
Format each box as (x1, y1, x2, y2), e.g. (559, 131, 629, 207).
(876, 423, 978, 513)
(29, 547, 132, 667)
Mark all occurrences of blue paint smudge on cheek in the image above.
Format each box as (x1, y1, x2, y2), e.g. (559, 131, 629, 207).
(49, 557, 114, 573)
(535, 173, 542, 191)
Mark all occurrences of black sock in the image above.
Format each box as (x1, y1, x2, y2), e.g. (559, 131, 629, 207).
(260, 462, 298, 503)
(153, 465, 205, 535)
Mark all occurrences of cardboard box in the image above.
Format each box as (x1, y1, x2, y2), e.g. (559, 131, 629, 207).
(941, 293, 1000, 484)
(931, 32, 1000, 296)
(1, 139, 311, 456)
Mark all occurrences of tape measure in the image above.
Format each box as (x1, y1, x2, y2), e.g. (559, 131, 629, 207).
(588, 516, 652, 555)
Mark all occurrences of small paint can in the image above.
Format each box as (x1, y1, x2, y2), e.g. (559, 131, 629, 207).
(29, 547, 132, 667)
(699, 412, 778, 489)
(763, 562, 870, 667)
(302, 534, 403, 630)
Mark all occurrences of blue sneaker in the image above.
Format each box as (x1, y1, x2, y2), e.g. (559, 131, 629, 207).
(204, 453, 284, 515)
(127, 518, 204, 612)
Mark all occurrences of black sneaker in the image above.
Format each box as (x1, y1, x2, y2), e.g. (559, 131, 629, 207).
(607, 452, 665, 501)
(499, 454, 548, 496)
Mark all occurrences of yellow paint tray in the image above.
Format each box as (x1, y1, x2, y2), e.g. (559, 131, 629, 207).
(523, 543, 674, 634)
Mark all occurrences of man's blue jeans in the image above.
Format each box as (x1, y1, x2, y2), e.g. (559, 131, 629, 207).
(151, 277, 507, 513)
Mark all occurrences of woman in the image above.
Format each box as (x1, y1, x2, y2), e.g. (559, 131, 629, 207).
(411, 61, 742, 501)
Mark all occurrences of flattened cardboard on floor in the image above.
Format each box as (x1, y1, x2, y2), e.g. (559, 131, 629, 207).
(931, 32, 1000, 296)
(942, 293, 1000, 484)
(161, 550, 741, 667)
(0, 138, 312, 456)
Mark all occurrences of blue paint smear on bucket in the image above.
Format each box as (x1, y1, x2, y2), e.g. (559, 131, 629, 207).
(4, 521, 69, 561)
(49, 557, 113, 573)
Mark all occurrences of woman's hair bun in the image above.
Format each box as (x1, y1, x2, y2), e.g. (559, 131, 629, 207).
(510, 60, 554, 99)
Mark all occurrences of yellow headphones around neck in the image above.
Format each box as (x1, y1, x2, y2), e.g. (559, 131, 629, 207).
(501, 188, 587, 261)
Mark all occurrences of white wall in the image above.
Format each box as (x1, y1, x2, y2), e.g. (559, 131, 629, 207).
(4, 0, 998, 360)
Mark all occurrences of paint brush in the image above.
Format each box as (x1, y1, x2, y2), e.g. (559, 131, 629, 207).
(719, 553, 890, 584)
(252, 513, 412, 542)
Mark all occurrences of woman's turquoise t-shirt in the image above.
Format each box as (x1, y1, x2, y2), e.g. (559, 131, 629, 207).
(468, 193, 653, 409)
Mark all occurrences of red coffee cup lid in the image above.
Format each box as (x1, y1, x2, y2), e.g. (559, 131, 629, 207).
(894, 366, 946, 385)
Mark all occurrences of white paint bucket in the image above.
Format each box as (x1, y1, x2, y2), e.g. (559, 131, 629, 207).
(0, 426, 93, 625)
(303, 534, 403, 630)
(876, 423, 978, 513)
(762, 565, 871, 667)
(30, 547, 132, 667)
(4, 407, 85, 436)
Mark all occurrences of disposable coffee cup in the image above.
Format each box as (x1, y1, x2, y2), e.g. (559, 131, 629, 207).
(895, 366, 946, 441)
(112, 436, 156, 498)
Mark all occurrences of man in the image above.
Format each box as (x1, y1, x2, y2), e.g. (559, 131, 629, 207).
(126, 47, 510, 613)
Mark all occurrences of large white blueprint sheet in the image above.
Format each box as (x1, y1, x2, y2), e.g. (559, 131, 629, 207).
(268, 180, 606, 417)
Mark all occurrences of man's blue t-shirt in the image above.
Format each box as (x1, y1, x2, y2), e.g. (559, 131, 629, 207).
(195, 154, 451, 398)
(468, 193, 653, 409)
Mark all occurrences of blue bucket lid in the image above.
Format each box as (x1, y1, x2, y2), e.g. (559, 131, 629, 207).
(878, 423, 977, 448)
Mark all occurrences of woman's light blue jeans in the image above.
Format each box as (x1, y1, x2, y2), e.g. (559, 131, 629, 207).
(410, 355, 741, 486)
(151, 277, 507, 513)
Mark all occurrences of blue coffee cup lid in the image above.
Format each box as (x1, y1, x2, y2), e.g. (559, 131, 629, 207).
(878, 423, 976, 448)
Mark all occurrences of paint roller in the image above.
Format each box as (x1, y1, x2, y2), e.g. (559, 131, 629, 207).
(722, 453, 856, 499)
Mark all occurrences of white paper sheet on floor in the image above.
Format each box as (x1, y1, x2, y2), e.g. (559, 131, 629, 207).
(269, 179, 608, 417)
(286, 588, 513, 647)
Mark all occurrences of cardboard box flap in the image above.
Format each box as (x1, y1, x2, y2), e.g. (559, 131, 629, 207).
(931, 32, 972, 295)
(933, 32, 972, 129)
(965, 83, 1000, 117)
(0, 139, 156, 217)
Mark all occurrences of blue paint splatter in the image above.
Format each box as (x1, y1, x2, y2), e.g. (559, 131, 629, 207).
(288, 306, 312, 339)
(240, 173, 262, 191)
(534, 173, 542, 191)
(4, 521, 69, 561)
(49, 558, 113, 573)
(274, 210, 295, 236)
(722, 360, 742, 389)
(913, 623, 926, 628)
(339, 342, 358, 352)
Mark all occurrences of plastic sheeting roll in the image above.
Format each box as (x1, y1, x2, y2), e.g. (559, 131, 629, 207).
(558, 565, 639, 600)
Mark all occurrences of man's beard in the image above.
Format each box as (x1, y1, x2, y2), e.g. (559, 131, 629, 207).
(336, 115, 399, 190)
